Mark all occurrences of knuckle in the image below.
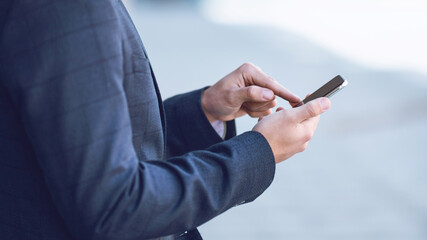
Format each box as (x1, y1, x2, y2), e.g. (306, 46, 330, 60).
(271, 100, 277, 108)
(239, 62, 257, 75)
(306, 103, 319, 117)
(303, 131, 313, 142)
(240, 62, 253, 71)
(246, 86, 258, 99)
(263, 109, 272, 116)
(242, 62, 255, 68)
(249, 110, 267, 118)
(301, 143, 308, 152)
(247, 111, 257, 118)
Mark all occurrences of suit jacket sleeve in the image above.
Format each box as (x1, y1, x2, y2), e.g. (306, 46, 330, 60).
(164, 88, 237, 158)
(0, 1, 275, 239)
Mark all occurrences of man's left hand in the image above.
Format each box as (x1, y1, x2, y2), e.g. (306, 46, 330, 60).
(201, 63, 301, 123)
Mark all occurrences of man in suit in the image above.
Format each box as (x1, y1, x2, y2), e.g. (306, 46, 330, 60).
(0, 0, 330, 239)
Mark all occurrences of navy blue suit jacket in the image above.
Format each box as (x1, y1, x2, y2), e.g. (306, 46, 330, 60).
(0, 1, 275, 239)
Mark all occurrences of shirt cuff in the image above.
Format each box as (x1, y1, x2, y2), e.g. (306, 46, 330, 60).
(211, 120, 226, 139)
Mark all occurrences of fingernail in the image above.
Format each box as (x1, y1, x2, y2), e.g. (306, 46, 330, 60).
(320, 98, 330, 111)
(262, 89, 274, 100)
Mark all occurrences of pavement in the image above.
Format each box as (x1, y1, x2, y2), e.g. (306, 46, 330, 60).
(124, 1, 427, 239)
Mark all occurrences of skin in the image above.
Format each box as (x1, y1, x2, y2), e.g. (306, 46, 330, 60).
(201, 63, 331, 164)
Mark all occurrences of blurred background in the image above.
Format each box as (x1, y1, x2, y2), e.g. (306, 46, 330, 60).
(123, 0, 427, 239)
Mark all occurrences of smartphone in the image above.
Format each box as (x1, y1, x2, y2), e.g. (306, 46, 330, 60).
(294, 75, 348, 107)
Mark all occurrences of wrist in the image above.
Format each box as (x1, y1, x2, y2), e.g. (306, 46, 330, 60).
(201, 88, 217, 123)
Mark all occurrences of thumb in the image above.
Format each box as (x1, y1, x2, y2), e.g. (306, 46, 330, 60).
(238, 86, 275, 103)
(295, 97, 331, 121)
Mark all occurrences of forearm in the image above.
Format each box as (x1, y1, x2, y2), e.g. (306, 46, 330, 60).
(27, 126, 274, 239)
(72, 132, 275, 239)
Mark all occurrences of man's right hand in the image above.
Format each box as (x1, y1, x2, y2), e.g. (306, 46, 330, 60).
(253, 97, 331, 164)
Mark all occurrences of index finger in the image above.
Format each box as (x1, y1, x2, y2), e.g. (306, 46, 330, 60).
(292, 93, 311, 108)
(241, 63, 301, 103)
(266, 79, 301, 104)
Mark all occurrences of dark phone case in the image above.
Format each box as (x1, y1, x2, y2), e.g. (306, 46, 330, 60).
(302, 75, 345, 104)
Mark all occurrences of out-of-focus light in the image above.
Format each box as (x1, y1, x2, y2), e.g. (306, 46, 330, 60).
(202, 0, 427, 75)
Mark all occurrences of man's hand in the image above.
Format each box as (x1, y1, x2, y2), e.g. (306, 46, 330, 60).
(253, 98, 331, 164)
(201, 63, 301, 123)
